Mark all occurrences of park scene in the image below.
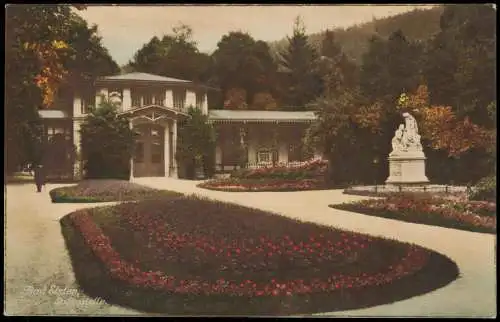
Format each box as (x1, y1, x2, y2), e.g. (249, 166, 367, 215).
(5, 4, 496, 317)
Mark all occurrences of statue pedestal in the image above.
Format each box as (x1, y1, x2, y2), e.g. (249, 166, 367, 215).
(385, 151, 429, 185)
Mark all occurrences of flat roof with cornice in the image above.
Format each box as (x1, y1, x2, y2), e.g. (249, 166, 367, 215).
(100, 72, 191, 83)
(208, 110, 317, 123)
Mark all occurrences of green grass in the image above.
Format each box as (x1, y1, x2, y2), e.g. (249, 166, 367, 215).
(60, 197, 460, 315)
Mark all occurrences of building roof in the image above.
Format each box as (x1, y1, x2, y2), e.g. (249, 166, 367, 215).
(100, 72, 191, 83)
(95, 72, 219, 91)
(38, 110, 69, 119)
(208, 110, 317, 123)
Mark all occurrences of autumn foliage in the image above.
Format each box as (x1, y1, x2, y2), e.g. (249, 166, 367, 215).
(398, 85, 494, 157)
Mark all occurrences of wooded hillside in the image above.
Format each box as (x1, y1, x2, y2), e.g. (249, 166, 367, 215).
(269, 6, 444, 65)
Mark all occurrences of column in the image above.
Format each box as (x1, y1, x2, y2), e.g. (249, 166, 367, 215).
(172, 119, 178, 178)
(129, 120, 134, 180)
(73, 94, 81, 117)
(247, 137, 257, 166)
(278, 142, 289, 164)
(215, 144, 222, 171)
(164, 124, 170, 177)
(186, 90, 196, 110)
(202, 93, 208, 115)
(122, 88, 131, 111)
(165, 89, 174, 108)
(73, 120, 82, 180)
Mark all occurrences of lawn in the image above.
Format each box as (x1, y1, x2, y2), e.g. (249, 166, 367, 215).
(61, 196, 459, 315)
(331, 193, 496, 234)
(50, 179, 183, 203)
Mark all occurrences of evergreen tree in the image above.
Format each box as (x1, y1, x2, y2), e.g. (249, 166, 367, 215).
(278, 16, 321, 109)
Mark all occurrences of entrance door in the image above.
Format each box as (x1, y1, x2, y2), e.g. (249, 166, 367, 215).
(133, 124, 165, 177)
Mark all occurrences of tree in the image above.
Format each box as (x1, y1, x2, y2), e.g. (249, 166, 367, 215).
(360, 29, 423, 105)
(212, 31, 278, 106)
(424, 4, 496, 128)
(5, 4, 114, 173)
(129, 23, 212, 83)
(176, 107, 216, 179)
(397, 85, 495, 183)
(278, 16, 322, 109)
(223, 88, 248, 110)
(80, 98, 136, 179)
(251, 92, 278, 110)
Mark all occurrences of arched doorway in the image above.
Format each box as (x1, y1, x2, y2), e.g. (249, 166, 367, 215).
(133, 124, 165, 177)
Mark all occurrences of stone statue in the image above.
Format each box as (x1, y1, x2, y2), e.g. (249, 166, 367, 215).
(401, 112, 423, 151)
(390, 124, 405, 155)
(386, 112, 429, 184)
(390, 112, 423, 156)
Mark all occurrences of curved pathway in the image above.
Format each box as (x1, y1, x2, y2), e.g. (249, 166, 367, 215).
(134, 178, 496, 318)
(5, 179, 496, 317)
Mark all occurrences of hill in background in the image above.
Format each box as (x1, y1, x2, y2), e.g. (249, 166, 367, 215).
(269, 6, 444, 65)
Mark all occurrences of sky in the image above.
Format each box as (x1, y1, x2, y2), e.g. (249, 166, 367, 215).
(76, 4, 437, 66)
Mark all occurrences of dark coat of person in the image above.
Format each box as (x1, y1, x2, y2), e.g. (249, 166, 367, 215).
(34, 165, 46, 185)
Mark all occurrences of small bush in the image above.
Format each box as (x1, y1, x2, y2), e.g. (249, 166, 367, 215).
(469, 174, 496, 202)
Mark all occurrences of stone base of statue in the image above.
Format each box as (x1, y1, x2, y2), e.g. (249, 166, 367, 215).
(385, 150, 429, 185)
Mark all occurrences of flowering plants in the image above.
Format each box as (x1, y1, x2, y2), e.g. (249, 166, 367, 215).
(66, 196, 455, 299)
(198, 178, 326, 192)
(332, 193, 496, 233)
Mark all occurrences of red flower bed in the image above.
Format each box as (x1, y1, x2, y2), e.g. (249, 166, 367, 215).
(231, 159, 328, 180)
(198, 178, 326, 192)
(69, 197, 434, 297)
(332, 194, 496, 234)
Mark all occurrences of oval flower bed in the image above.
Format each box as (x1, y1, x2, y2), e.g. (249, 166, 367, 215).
(50, 179, 182, 203)
(331, 193, 496, 234)
(198, 178, 328, 192)
(61, 197, 459, 315)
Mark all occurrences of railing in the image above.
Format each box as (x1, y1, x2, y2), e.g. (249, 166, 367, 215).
(345, 184, 472, 196)
(215, 159, 322, 173)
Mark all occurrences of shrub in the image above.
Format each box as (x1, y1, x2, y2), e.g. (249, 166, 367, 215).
(469, 174, 496, 202)
(176, 107, 216, 180)
(80, 98, 136, 179)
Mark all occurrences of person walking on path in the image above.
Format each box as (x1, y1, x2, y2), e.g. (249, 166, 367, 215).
(34, 164, 46, 192)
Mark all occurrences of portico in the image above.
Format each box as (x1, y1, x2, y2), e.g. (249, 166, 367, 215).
(119, 105, 188, 179)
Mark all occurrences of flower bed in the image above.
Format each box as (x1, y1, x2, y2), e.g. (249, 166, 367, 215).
(198, 178, 328, 192)
(331, 193, 496, 234)
(231, 159, 328, 180)
(49, 179, 182, 203)
(61, 196, 459, 314)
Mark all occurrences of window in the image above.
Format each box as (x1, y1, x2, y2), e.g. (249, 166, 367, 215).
(196, 92, 205, 110)
(257, 150, 273, 164)
(173, 90, 186, 110)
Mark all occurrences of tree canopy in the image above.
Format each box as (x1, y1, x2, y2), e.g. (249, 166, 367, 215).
(5, 4, 119, 173)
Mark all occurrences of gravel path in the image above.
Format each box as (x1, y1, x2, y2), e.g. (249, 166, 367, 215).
(134, 178, 496, 318)
(4, 179, 496, 317)
(4, 183, 140, 316)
